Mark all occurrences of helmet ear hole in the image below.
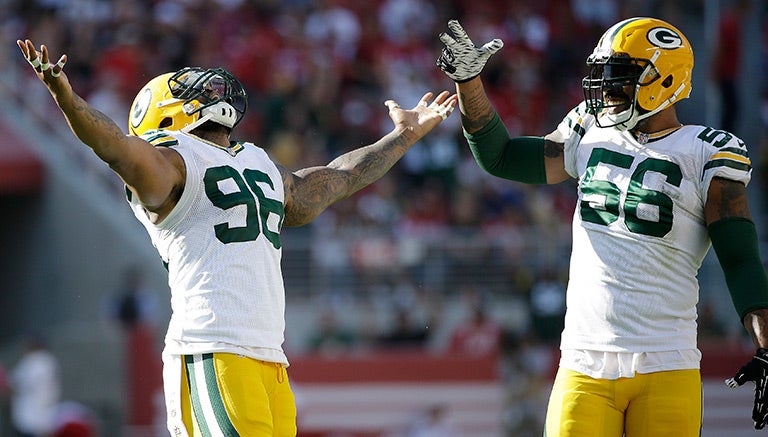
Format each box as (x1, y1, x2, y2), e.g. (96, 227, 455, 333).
(159, 118, 173, 128)
(662, 75, 674, 88)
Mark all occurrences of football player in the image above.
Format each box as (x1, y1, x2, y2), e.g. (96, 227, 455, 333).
(18, 39, 456, 436)
(437, 17, 768, 435)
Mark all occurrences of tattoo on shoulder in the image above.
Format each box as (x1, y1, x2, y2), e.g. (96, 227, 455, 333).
(713, 177, 751, 219)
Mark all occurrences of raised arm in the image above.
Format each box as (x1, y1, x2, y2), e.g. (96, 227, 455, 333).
(17, 39, 183, 218)
(436, 20, 569, 185)
(281, 91, 457, 227)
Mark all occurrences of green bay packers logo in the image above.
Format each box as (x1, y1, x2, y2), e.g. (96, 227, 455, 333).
(130, 87, 153, 129)
(647, 27, 683, 49)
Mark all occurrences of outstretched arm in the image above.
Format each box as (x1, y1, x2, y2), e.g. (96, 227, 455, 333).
(17, 39, 183, 218)
(282, 92, 457, 227)
(436, 20, 569, 184)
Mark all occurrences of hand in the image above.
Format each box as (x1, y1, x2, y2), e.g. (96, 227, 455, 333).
(436, 20, 504, 83)
(384, 91, 458, 140)
(726, 348, 768, 429)
(17, 39, 69, 90)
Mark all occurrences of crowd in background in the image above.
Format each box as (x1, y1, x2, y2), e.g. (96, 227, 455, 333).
(1, 0, 687, 249)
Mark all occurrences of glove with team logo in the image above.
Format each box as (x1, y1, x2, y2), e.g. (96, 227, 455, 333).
(726, 348, 768, 429)
(436, 20, 504, 83)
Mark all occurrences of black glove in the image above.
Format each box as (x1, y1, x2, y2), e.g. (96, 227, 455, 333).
(726, 348, 768, 429)
(436, 20, 503, 83)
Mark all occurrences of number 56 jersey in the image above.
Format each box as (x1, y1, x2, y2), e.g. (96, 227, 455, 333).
(128, 130, 289, 365)
(557, 102, 751, 354)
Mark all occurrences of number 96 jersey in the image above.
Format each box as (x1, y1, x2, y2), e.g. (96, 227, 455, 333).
(128, 130, 289, 365)
(557, 102, 751, 354)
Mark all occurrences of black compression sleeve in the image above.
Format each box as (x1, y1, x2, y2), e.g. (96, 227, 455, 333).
(464, 113, 547, 184)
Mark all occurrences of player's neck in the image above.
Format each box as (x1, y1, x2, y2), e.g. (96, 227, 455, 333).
(633, 107, 682, 134)
(189, 130, 230, 149)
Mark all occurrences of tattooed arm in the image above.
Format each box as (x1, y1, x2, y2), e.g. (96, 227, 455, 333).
(17, 39, 184, 219)
(282, 92, 457, 227)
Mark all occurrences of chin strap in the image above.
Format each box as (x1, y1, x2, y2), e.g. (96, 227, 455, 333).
(180, 101, 237, 133)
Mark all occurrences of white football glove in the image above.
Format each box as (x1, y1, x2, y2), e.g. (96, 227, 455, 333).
(436, 20, 504, 83)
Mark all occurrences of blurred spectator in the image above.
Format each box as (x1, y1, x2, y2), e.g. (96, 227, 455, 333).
(104, 265, 161, 332)
(51, 401, 97, 437)
(710, 0, 751, 132)
(9, 336, 61, 437)
(307, 310, 359, 355)
(376, 307, 430, 349)
(103, 266, 163, 431)
(447, 302, 502, 357)
(527, 266, 566, 344)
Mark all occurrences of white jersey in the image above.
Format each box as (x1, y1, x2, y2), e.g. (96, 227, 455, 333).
(556, 102, 751, 356)
(128, 130, 288, 365)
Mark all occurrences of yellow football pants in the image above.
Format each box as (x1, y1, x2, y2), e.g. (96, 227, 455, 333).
(544, 367, 702, 436)
(180, 353, 297, 437)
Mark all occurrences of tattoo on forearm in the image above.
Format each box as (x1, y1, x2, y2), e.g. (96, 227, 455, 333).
(459, 89, 494, 132)
(284, 134, 410, 226)
(70, 94, 124, 143)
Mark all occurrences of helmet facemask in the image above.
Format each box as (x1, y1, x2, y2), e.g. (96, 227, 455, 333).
(167, 67, 248, 133)
(583, 54, 657, 131)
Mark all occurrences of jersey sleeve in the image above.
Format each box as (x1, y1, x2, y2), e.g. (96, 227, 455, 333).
(699, 127, 752, 201)
(557, 101, 597, 179)
(139, 129, 181, 148)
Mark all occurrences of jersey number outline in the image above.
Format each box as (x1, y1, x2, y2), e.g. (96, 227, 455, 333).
(204, 165, 285, 248)
(579, 148, 682, 237)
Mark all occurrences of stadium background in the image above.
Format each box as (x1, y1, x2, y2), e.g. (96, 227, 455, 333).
(0, 0, 765, 435)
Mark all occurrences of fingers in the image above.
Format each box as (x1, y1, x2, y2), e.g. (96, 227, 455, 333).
(384, 100, 401, 111)
(388, 92, 456, 121)
(480, 39, 505, 55)
(19, 39, 44, 71)
(18, 39, 66, 78)
(417, 92, 435, 107)
(424, 92, 456, 120)
(725, 376, 742, 388)
(447, 20, 471, 44)
(51, 55, 67, 77)
(439, 32, 456, 47)
(39, 44, 51, 72)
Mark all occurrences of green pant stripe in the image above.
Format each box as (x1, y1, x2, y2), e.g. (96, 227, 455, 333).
(184, 355, 213, 437)
(201, 353, 241, 437)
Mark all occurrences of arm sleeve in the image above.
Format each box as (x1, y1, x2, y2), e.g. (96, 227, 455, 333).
(464, 113, 547, 184)
(708, 217, 768, 320)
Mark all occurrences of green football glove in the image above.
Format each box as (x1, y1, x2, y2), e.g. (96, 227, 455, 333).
(436, 20, 504, 83)
(726, 348, 768, 429)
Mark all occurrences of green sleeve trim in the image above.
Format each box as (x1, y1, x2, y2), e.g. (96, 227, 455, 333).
(708, 217, 768, 320)
(464, 113, 547, 184)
